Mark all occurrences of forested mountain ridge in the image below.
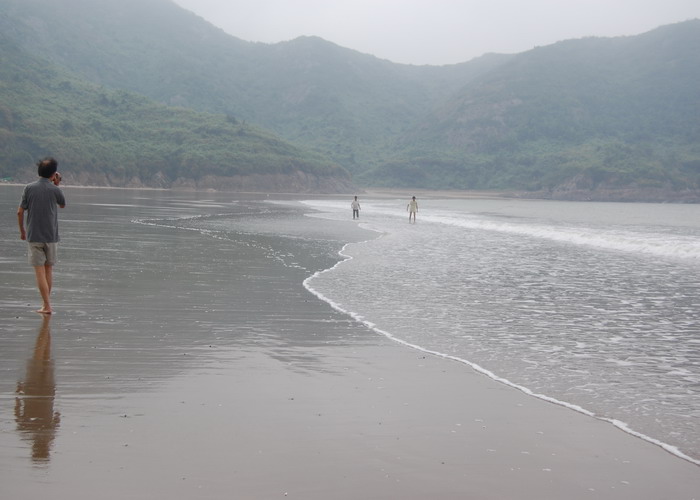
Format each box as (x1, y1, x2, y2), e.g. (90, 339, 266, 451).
(376, 21, 700, 199)
(2, 0, 699, 200)
(0, 35, 352, 191)
(0, 0, 511, 174)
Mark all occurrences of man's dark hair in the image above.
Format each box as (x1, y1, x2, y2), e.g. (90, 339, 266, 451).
(37, 157, 58, 178)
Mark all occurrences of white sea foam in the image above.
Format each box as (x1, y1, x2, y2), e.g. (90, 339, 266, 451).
(425, 212, 700, 261)
(300, 197, 700, 466)
(302, 199, 700, 262)
(303, 240, 700, 466)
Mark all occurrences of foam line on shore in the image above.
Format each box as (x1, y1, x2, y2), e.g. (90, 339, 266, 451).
(303, 241, 700, 467)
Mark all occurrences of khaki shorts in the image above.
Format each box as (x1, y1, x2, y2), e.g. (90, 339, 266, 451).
(28, 242, 58, 267)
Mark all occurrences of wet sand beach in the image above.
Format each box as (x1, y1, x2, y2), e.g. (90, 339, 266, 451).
(1, 186, 698, 499)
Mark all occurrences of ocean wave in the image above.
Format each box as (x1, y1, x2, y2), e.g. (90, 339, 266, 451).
(301, 199, 700, 262)
(303, 241, 700, 466)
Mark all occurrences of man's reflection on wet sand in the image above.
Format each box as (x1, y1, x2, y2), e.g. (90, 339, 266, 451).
(15, 315, 61, 463)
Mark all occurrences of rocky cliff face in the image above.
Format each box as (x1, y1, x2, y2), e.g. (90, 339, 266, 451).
(522, 175, 700, 203)
(10, 170, 699, 202)
(538, 186, 700, 203)
(14, 170, 357, 194)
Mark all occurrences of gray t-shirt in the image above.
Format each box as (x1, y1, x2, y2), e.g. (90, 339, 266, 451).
(20, 178, 66, 243)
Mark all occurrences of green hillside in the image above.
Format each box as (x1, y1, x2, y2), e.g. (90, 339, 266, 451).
(370, 21, 700, 196)
(2, 0, 699, 200)
(0, 0, 504, 173)
(0, 35, 351, 190)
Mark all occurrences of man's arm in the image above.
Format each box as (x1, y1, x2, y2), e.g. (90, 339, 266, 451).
(17, 206, 26, 240)
(57, 188, 66, 209)
(55, 187, 66, 209)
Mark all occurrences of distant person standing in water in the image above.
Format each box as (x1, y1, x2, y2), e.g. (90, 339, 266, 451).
(407, 196, 418, 223)
(351, 196, 361, 219)
(17, 157, 66, 314)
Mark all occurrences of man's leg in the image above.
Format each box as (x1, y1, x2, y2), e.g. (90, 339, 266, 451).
(45, 263, 53, 295)
(33, 265, 53, 314)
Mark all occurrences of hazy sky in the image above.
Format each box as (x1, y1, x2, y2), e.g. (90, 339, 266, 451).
(172, 0, 700, 65)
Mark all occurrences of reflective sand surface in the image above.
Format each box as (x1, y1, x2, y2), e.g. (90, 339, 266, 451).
(2, 186, 699, 499)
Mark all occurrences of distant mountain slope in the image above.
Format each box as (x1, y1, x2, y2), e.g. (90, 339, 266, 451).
(1, 0, 699, 200)
(0, 0, 507, 172)
(371, 21, 700, 199)
(0, 35, 352, 191)
(409, 21, 700, 149)
(0, 0, 258, 112)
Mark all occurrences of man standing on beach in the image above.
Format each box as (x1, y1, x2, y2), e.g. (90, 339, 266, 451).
(407, 196, 418, 223)
(17, 157, 66, 314)
(351, 196, 361, 219)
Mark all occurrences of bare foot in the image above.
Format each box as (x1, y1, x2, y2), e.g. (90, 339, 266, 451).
(36, 308, 53, 315)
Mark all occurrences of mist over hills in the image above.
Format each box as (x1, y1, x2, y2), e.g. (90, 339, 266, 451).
(390, 21, 700, 198)
(1, 0, 699, 200)
(0, 31, 351, 191)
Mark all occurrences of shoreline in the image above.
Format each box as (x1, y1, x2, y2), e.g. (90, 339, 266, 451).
(1, 180, 515, 200)
(5, 179, 699, 203)
(306, 240, 700, 468)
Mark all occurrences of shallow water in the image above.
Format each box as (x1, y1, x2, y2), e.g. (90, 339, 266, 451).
(300, 197, 700, 463)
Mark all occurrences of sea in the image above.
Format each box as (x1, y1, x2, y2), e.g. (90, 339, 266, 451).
(2, 186, 699, 466)
(297, 196, 700, 465)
